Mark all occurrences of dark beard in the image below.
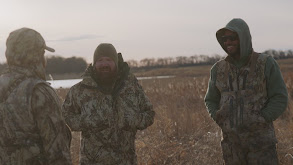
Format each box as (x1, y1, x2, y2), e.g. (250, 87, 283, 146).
(95, 68, 118, 85)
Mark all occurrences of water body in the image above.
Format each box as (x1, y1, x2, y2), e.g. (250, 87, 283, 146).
(47, 75, 175, 88)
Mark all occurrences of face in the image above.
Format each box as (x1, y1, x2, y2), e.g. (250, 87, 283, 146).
(222, 30, 240, 59)
(94, 56, 117, 81)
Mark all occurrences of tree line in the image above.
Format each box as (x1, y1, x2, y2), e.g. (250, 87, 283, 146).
(0, 49, 292, 75)
(128, 54, 221, 68)
(128, 49, 293, 68)
(0, 56, 88, 75)
(45, 56, 87, 74)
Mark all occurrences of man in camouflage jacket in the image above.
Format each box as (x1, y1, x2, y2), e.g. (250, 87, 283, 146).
(205, 19, 288, 164)
(0, 28, 72, 164)
(62, 43, 155, 165)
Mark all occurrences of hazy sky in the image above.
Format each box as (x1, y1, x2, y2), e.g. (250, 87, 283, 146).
(0, 0, 292, 63)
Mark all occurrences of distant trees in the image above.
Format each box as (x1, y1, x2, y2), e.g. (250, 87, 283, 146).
(263, 49, 293, 59)
(127, 54, 223, 68)
(127, 49, 293, 69)
(0, 49, 292, 75)
(0, 56, 87, 75)
(46, 56, 88, 74)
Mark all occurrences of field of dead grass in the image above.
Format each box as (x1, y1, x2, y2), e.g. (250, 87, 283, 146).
(56, 59, 293, 165)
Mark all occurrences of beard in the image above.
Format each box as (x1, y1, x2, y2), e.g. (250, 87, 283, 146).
(95, 66, 118, 85)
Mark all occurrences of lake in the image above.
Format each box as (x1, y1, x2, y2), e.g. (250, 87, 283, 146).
(47, 75, 175, 88)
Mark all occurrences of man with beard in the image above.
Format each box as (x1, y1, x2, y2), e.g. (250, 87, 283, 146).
(204, 18, 288, 164)
(62, 43, 155, 165)
(0, 28, 72, 164)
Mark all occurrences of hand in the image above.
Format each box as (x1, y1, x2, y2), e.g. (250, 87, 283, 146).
(215, 108, 229, 126)
(80, 114, 109, 131)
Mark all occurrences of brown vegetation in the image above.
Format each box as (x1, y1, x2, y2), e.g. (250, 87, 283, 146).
(55, 58, 293, 165)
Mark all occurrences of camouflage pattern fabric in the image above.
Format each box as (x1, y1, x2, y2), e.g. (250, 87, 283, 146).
(62, 62, 155, 165)
(214, 52, 278, 164)
(5, 27, 55, 80)
(0, 66, 72, 165)
(221, 132, 278, 165)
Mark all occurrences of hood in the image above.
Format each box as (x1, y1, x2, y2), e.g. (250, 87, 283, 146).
(216, 18, 253, 68)
(81, 53, 130, 95)
(5, 27, 55, 80)
(93, 43, 118, 70)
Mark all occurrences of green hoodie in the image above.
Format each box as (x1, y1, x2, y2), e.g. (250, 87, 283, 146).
(205, 18, 288, 122)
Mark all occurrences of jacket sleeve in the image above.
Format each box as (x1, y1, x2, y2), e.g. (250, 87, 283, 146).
(135, 80, 155, 130)
(62, 86, 82, 131)
(261, 56, 288, 122)
(31, 84, 72, 165)
(62, 85, 112, 132)
(204, 64, 221, 120)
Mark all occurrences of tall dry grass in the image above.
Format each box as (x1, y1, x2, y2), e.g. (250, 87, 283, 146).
(56, 74, 293, 165)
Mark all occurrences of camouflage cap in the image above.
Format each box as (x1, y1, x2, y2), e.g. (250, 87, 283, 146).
(93, 43, 118, 68)
(5, 27, 55, 66)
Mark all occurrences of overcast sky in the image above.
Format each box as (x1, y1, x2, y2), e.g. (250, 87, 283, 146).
(0, 0, 292, 63)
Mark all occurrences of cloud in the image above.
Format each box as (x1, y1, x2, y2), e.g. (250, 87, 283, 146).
(47, 34, 103, 42)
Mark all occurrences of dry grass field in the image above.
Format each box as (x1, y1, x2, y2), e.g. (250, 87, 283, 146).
(56, 58, 293, 165)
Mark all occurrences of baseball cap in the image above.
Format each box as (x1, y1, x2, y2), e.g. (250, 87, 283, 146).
(6, 27, 55, 53)
(5, 27, 55, 66)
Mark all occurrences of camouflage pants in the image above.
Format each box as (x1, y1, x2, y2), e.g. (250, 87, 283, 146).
(221, 136, 278, 165)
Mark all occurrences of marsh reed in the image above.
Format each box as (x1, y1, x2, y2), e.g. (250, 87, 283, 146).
(56, 73, 293, 165)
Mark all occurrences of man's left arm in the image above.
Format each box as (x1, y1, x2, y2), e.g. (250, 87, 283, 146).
(134, 81, 155, 130)
(261, 56, 288, 122)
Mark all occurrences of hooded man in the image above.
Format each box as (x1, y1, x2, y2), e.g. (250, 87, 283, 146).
(0, 28, 72, 164)
(204, 18, 288, 164)
(62, 43, 155, 165)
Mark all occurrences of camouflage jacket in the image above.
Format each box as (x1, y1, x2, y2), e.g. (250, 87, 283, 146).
(0, 66, 72, 165)
(212, 53, 277, 144)
(62, 60, 155, 165)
